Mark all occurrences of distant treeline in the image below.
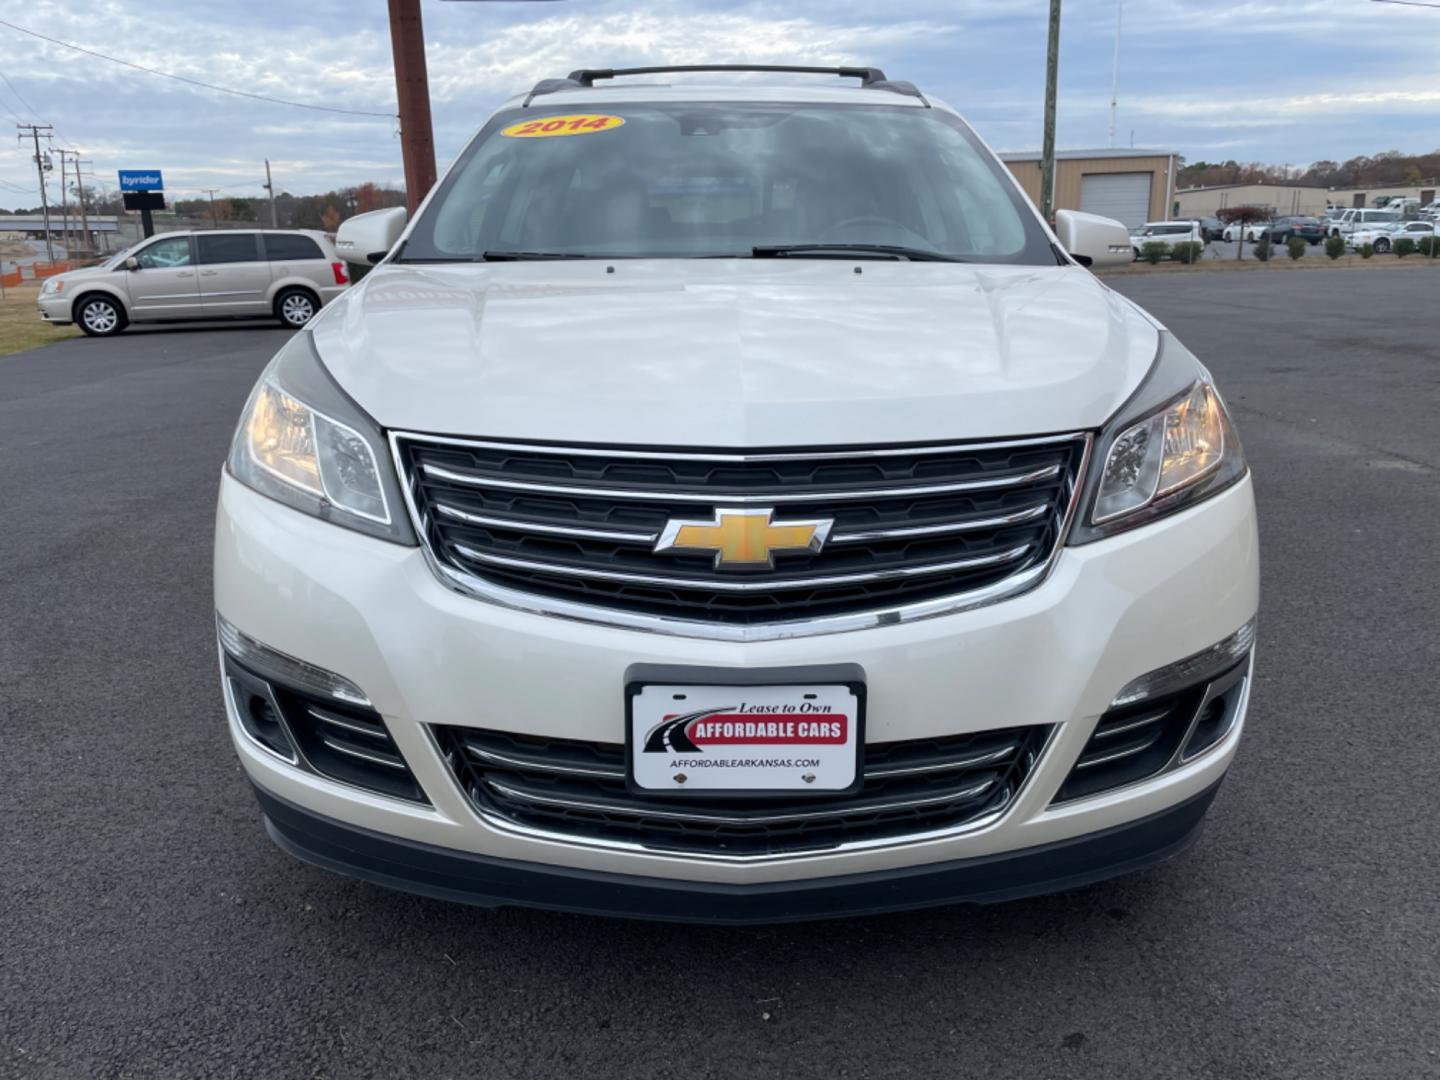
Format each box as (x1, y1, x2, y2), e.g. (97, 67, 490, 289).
(2, 183, 406, 230)
(1179, 150, 1440, 190)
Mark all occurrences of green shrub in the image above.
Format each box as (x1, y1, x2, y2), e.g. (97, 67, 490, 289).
(1253, 236, 1272, 261)
(1360, 242, 1374, 259)
(1419, 235, 1440, 258)
(1324, 235, 1345, 260)
(1171, 241, 1203, 264)
(1393, 237, 1416, 258)
(1287, 237, 1306, 261)
(1140, 241, 1168, 265)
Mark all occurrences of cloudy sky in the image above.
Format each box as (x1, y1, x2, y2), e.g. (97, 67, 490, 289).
(1, 0, 1437, 206)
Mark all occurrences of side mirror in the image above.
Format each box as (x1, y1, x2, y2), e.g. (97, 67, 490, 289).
(1054, 209, 1133, 268)
(123, 257, 139, 271)
(335, 206, 408, 265)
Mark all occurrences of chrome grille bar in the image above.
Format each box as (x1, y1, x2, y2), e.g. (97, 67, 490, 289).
(434, 501, 658, 544)
(319, 736, 409, 771)
(483, 775, 998, 826)
(461, 739, 627, 780)
(451, 543, 1032, 592)
(830, 503, 1051, 544)
(421, 461, 1064, 504)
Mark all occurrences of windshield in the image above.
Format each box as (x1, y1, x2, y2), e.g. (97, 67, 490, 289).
(400, 102, 1054, 265)
(101, 244, 138, 269)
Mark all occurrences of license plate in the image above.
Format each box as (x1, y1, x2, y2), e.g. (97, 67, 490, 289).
(627, 683, 863, 795)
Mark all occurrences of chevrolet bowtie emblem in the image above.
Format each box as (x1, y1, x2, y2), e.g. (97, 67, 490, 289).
(653, 508, 833, 568)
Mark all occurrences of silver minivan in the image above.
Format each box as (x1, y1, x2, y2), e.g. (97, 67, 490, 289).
(37, 229, 351, 337)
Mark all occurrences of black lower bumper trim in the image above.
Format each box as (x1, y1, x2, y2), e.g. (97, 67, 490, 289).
(253, 780, 1223, 924)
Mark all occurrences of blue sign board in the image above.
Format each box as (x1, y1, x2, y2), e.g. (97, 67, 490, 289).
(118, 169, 164, 192)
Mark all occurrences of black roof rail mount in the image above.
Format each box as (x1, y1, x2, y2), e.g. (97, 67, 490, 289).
(523, 64, 925, 105)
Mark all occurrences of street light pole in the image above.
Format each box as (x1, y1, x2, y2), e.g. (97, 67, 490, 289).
(1039, 0, 1062, 221)
(388, 0, 437, 215)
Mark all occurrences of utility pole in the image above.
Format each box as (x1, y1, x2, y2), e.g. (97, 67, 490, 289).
(17, 123, 55, 264)
(75, 159, 94, 253)
(57, 151, 70, 254)
(203, 188, 221, 227)
(1108, 1, 1123, 148)
(263, 159, 278, 227)
(1039, 0, 1062, 221)
(56, 148, 86, 254)
(388, 0, 436, 214)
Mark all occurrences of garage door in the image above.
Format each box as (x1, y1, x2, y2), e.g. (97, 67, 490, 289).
(1080, 172, 1153, 228)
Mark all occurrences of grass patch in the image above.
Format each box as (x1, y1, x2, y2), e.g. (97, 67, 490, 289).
(0, 284, 81, 357)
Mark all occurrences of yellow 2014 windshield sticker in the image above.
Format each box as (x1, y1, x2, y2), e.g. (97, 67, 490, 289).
(502, 114, 625, 138)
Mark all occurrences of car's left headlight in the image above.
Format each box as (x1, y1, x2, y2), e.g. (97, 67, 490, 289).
(1069, 334, 1247, 543)
(226, 332, 415, 545)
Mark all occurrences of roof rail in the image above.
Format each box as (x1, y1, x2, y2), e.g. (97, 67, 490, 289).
(522, 64, 925, 105)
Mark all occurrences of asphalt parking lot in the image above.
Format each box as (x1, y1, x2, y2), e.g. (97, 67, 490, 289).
(3, 267, 1438, 1079)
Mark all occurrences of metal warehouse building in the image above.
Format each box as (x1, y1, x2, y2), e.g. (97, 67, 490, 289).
(1176, 183, 1438, 219)
(1002, 148, 1178, 228)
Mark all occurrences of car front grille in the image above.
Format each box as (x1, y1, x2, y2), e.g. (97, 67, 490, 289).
(431, 723, 1051, 857)
(393, 432, 1088, 631)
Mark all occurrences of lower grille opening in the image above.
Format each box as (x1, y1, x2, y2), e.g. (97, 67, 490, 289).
(1054, 659, 1249, 804)
(432, 724, 1050, 856)
(224, 655, 427, 804)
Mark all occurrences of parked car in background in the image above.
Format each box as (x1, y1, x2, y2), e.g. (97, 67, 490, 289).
(1327, 208, 1402, 239)
(1349, 220, 1435, 253)
(1129, 220, 1204, 258)
(1194, 217, 1223, 242)
(1267, 216, 1326, 245)
(36, 229, 350, 337)
(1221, 220, 1270, 243)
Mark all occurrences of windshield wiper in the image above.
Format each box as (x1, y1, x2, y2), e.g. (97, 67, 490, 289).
(480, 251, 600, 261)
(751, 243, 969, 263)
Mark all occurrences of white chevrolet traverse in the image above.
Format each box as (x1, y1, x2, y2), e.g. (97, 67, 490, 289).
(214, 66, 1258, 922)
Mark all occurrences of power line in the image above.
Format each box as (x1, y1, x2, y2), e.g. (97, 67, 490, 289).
(0, 68, 40, 119)
(1, 67, 79, 150)
(0, 16, 397, 119)
(1371, 0, 1440, 7)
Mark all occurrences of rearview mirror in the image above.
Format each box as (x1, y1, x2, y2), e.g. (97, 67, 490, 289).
(1054, 210, 1133, 268)
(335, 206, 408, 265)
(123, 256, 139, 270)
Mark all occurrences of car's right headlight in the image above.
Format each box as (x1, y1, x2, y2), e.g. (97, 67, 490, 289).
(1069, 334, 1247, 544)
(226, 332, 415, 545)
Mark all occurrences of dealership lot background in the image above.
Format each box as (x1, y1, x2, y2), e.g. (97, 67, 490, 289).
(2, 266, 1435, 1078)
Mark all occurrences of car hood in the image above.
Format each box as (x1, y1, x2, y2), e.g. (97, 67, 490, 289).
(51, 265, 110, 287)
(311, 260, 1159, 446)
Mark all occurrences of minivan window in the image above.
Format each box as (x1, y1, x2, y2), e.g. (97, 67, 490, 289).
(134, 236, 192, 269)
(263, 234, 324, 261)
(401, 102, 1054, 265)
(197, 234, 261, 264)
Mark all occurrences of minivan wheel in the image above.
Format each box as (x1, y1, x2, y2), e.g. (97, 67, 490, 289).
(76, 295, 126, 337)
(276, 289, 318, 328)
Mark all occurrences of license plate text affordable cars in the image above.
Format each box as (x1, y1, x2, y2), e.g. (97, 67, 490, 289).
(629, 684, 861, 794)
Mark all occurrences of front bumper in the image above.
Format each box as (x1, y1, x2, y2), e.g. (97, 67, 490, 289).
(255, 778, 1224, 923)
(215, 470, 1258, 900)
(36, 292, 71, 324)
